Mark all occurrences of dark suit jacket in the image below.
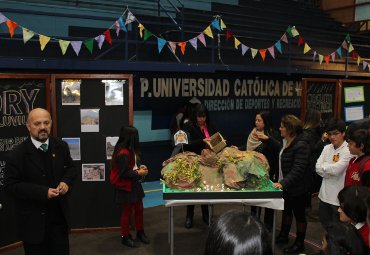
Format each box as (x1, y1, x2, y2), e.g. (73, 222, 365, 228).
(4, 137, 77, 243)
(183, 122, 218, 154)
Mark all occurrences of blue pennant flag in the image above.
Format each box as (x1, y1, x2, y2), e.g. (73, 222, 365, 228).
(157, 38, 167, 53)
(211, 18, 221, 31)
(336, 47, 342, 58)
(275, 41, 282, 54)
(119, 17, 127, 32)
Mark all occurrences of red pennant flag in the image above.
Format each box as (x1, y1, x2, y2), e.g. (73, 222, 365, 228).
(103, 29, 112, 45)
(352, 50, 358, 60)
(259, 49, 267, 61)
(298, 35, 304, 46)
(178, 42, 187, 55)
(6, 20, 18, 38)
(226, 30, 233, 41)
(324, 55, 330, 64)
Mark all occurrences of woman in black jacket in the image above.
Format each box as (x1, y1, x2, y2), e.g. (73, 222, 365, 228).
(273, 114, 310, 254)
(182, 104, 218, 228)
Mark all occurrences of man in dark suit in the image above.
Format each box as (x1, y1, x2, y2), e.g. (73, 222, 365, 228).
(4, 108, 77, 255)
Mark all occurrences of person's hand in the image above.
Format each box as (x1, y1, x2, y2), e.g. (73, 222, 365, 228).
(273, 182, 283, 189)
(57, 182, 69, 195)
(47, 188, 59, 199)
(254, 133, 269, 141)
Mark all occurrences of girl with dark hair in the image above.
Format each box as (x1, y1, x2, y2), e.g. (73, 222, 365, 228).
(273, 114, 310, 254)
(246, 111, 281, 231)
(109, 126, 149, 247)
(345, 129, 370, 187)
(182, 103, 218, 228)
(338, 185, 370, 247)
(204, 210, 272, 255)
(321, 222, 367, 255)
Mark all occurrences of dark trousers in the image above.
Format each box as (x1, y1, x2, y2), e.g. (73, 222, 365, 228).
(319, 200, 339, 229)
(120, 200, 144, 236)
(250, 206, 274, 230)
(186, 205, 209, 219)
(284, 194, 307, 223)
(23, 222, 69, 255)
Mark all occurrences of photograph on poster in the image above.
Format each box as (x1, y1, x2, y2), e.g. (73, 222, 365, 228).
(344, 105, 364, 122)
(62, 138, 81, 160)
(106, 136, 119, 160)
(81, 109, 99, 132)
(103, 80, 125, 106)
(82, 163, 105, 181)
(344, 86, 365, 103)
(61, 80, 81, 105)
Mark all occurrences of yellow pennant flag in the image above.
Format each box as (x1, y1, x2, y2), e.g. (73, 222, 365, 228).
(303, 43, 311, 54)
(39, 34, 50, 51)
(318, 54, 324, 64)
(357, 56, 361, 66)
(234, 38, 241, 49)
(291, 26, 299, 37)
(138, 23, 145, 38)
(251, 48, 258, 59)
(22, 28, 34, 44)
(203, 26, 213, 38)
(348, 43, 354, 53)
(220, 19, 226, 30)
(59, 40, 70, 55)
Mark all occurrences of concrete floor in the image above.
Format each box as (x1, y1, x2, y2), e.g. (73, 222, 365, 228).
(2, 197, 324, 255)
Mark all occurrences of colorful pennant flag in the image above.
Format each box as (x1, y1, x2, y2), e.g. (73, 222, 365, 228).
(220, 19, 226, 30)
(342, 40, 348, 50)
(241, 44, 249, 56)
(157, 38, 167, 53)
(178, 42, 187, 55)
(84, 39, 94, 54)
(251, 48, 258, 59)
(103, 29, 112, 45)
(138, 24, 144, 38)
(71, 41, 82, 56)
(95, 35, 105, 49)
(348, 43, 354, 53)
(291, 26, 299, 37)
(169, 41, 176, 53)
(234, 37, 241, 49)
(211, 18, 221, 31)
(280, 33, 288, 43)
(22, 28, 34, 44)
(189, 37, 197, 50)
(363, 61, 368, 70)
(203, 26, 213, 38)
(357, 56, 361, 66)
(297, 35, 304, 46)
(226, 30, 233, 41)
(313, 51, 317, 61)
(275, 41, 282, 54)
(336, 47, 342, 58)
(259, 49, 267, 61)
(197, 33, 206, 47)
(319, 54, 323, 64)
(144, 29, 153, 41)
(286, 26, 293, 37)
(59, 40, 70, 55)
(0, 13, 7, 24)
(330, 52, 335, 62)
(39, 34, 50, 51)
(345, 34, 351, 42)
(118, 17, 127, 33)
(125, 11, 136, 25)
(324, 55, 329, 64)
(303, 43, 311, 54)
(6, 20, 18, 37)
(268, 46, 275, 59)
(352, 50, 358, 60)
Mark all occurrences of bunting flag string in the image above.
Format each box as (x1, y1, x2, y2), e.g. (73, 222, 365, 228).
(0, 8, 369, 72)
